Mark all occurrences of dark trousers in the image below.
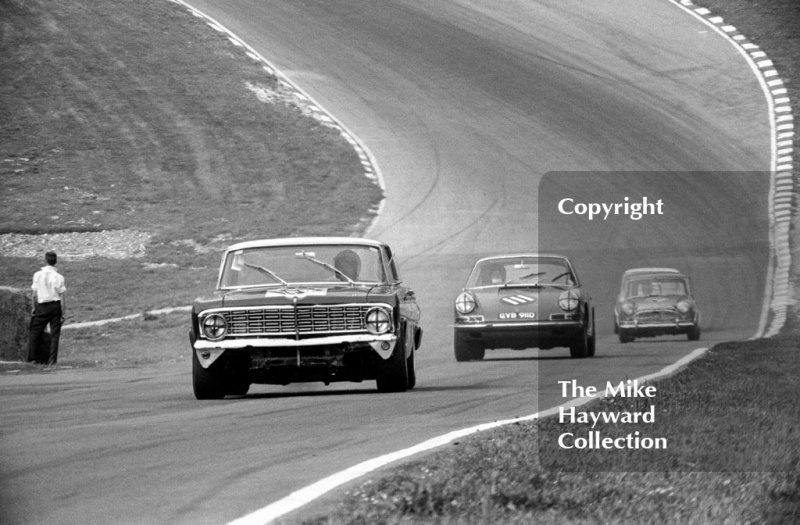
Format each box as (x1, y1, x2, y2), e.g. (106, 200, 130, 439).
(29, 301, 63, 365)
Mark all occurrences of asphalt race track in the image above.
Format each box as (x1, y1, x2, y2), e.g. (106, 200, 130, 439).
(0, 1, 774, 524)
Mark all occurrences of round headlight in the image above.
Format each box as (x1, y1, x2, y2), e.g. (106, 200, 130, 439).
(676, 300, 692, 313)
(366, 308, 392, 335)
(558, 290, 580, 311)
(455, 292, 476, 314)
(622, 302, 635, 315)
(202, 314, 227, 341)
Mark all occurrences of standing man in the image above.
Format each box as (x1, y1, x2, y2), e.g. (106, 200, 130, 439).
(29, 251, 67, 365)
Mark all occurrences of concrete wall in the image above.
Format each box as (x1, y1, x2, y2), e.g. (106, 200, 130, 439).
(0, 286, 32, 361)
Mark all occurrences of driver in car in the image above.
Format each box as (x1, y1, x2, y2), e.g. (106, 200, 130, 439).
(334, 249, 361, 281)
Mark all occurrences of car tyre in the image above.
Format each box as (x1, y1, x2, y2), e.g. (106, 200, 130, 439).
(454, 333, 479, 362)
(192, 351, 226, 400)
(406, 340, 417, 390)
(226, 381, 250, 397)
(687, 326, 701, 341)
(570, 324, 589, 358)
(377, 341, 408, 393)
(619, 330, 634, 344)
(587, 313, 596, 357)
(471, 346, 486, 361)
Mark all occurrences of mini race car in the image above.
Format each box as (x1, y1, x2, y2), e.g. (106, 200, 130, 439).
(190, 237, 422, 398)
(453, 254, 595, 360)
(614, 267, 700, 343)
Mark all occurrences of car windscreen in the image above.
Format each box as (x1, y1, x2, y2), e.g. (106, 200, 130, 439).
(219, 245, 385, 288)
(467, 257, 575, 288)
(624, 278, 688, 298)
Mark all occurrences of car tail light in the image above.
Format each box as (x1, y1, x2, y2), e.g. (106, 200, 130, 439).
(558, 290, 580, 311)
(366, 308, 392, 335)
(455, 292, 477, 314)
(202, 314, 227, 341)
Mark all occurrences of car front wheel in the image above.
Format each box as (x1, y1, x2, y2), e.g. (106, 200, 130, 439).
(406, 339, 417, 390)
(619, 330, 635, 344)
(192, 350, 226, 400)
(687, 326, 701, 341)
(570, 324, 589, 358)
(226, 381, 250, 397)
(377, 340, 409, 393)
(587, 313, 596, 357)
(454, 333, 481, 362)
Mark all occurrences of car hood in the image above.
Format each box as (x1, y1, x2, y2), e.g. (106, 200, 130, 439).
(472, 286, 571, 320)
(194, 285, 397, 312)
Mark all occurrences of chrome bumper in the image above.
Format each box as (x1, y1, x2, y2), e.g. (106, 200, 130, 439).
(455, 320, 582, 330)
(619, 321, 696, 328)
(193, 333, 398, 368)
(194, 333, 395, 349)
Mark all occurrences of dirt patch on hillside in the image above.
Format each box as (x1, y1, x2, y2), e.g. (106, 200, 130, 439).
(0, 230, 151, 260)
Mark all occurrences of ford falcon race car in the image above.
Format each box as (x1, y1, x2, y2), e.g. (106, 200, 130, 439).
(190, 237, 422, 399)
(453, 254, 595, 360)
(614, 267, 700, 343)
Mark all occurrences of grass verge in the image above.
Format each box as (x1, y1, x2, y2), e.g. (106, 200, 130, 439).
(0, 0, 383, 323)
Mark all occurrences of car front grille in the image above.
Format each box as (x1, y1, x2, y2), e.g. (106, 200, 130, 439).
(634, 310, 679, 322)
(223, 305, 374, 337)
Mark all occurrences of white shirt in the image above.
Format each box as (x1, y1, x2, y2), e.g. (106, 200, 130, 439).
(32, 266, 66, 303)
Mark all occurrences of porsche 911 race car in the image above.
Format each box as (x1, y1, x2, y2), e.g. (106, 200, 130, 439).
(453, 254, 595, 360)
(614, 267, 700, 343)
(190, 237, 422, 399)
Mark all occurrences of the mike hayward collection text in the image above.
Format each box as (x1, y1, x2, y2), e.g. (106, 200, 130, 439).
(556, 380, 668, 450)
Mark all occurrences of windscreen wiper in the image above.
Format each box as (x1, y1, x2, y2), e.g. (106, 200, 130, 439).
(243, 262, 289, 287)
(501, 271, 545, 288)
(298, 253, 355, 285)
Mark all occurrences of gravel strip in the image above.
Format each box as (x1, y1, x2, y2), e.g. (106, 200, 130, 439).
(0, 230, 151, 260)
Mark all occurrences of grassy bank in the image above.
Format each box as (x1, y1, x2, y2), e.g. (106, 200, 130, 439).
(0, 0, 383, 323)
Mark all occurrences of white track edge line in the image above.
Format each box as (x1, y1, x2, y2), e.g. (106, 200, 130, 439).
(225, 347, 709, 525)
